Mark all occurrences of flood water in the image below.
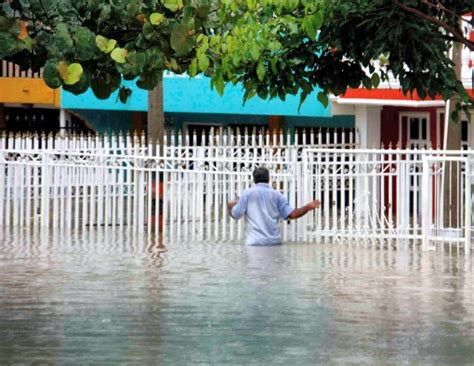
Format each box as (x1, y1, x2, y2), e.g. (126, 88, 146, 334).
(0, 229, 473, 365)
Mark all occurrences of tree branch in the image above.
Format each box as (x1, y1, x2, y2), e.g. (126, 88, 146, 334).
(391, 0, 474, 51)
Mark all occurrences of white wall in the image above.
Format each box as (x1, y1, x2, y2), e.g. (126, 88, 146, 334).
(355, 106, 381, 148)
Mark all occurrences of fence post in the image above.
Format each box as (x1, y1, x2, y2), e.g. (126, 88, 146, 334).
(0, 149, 4, 226)
(40, 152, 50, 228)
(421, 156, 430, 251)
(301, 149, 309, 242)
(464, 159, 471, 254)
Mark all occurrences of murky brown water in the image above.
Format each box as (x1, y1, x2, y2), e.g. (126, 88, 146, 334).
(0, 228, 473, 365)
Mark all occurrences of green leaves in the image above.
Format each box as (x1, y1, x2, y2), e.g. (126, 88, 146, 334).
(0, 0, 225, 103)
(96, 35, 117, 53)
(74, 27, 97, 60)
(371, 73, 380, 88)
(56, 61, 84, 85)
(302, 12, 323, 40)
(91, 78, 113, 99)
(317, 92, 329, 108)
(0, 32, 21, 57)
(215, 76, 225, 96)
(43, 61, 62, 89)
(189, 58, 198, 76)
(62, 63, 84, 85)
(0, 16, 16, 32)
(197, 52, 209, 72)
(111, 48, 128, 63)
(150, 13, 165, 25)
(49, 23, 74, 56)
(137, 70, 162, 90)
(124, 50, 147, 75)
(256, 61, 265, 82)
(118, 86, 132, 103)
(250, 43, 260, 62)
(162, 0, 183, 12)
(170, 23, 194, 56)
(3, 0, 468, 113)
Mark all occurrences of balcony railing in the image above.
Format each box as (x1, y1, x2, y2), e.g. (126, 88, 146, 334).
(0, 60, 43, 78)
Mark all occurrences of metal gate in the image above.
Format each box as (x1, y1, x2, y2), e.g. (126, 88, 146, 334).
(421, 156, 472, 253)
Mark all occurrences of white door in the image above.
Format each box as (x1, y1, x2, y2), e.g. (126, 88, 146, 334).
(400, 113, 430, 220)
(406, 115, 430, 149)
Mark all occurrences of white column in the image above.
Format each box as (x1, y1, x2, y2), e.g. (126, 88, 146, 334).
(355, 105, 382, 148)
(59, 109, 71, 136)
(354, 106, 382, 235)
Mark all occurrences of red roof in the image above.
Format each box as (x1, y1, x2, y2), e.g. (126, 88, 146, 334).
(341, 88, 474, 101)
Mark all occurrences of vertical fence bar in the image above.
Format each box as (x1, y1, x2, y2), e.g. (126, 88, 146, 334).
(464, 159, 471, 253)
(0, 150, 4, 226)
(422, 156, 430, 251)
(40, 153, 50, 228)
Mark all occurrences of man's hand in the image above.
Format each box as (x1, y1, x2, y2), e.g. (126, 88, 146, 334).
(288, 200, 321, 220)
(307, 200, 320, 210)
(228, 198, 239, 206)
(227, 198, 239, 217)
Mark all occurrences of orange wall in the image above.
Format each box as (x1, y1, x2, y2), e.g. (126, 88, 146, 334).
(0, 78, 60, 107)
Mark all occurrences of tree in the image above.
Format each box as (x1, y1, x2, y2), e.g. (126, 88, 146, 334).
(0, 0, 219, 96)
(0, 0, 219, 142)
(205, 0, 473, 118)
(2, 0, 473, 117)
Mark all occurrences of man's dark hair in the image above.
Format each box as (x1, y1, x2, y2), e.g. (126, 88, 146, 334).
(253, 167, 270, 184)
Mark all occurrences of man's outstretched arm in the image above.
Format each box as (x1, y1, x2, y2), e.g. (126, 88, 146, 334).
(227, 199, 238, 217)
(228, 194, 248, 220)
(288, 200, 320, 220)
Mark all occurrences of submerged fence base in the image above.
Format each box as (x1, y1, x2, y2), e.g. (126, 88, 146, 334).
(0, 133, 472, 252)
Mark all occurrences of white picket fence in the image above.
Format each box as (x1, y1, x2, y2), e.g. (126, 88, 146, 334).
(0, 132, 472, 251)
(0, 127, 356, 150)
(0, 129, 355, 236)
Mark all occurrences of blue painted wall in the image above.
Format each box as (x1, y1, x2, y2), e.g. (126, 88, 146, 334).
(61, 73, 331, 118)
(72, 109, 133, 133)
(64, 80, 147, 112)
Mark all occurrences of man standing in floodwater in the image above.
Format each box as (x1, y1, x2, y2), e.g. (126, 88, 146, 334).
(227, 167, 320, 246)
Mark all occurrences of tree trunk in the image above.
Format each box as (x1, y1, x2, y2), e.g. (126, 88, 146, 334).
(443, 43, 462, 227)
(147, 80, 165, 148)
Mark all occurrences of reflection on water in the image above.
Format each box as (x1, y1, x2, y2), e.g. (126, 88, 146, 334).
(0, 228, 473, 364)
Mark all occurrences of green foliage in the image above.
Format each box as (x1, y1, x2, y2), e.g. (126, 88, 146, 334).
(205, 0, 473, 111)
(170, 23, 195, 56)
(60, 63, 84, 85)
(163, 0, 184, 12)
(110, 48, 128, 64)
(0, 0, 220, 101)
(1, 0, 473, 112)
(150, 13, 166, 25)
(96, 35, 117, 54)
(43, 61, 61, 88)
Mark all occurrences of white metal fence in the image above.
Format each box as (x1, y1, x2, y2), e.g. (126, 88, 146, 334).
(0, 132, 472, 252)
(301, 148, 473, 252)
(0, 130, 355, 238)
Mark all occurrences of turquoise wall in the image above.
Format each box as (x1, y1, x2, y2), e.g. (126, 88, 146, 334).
(71, 109, 354, 134)
(61, 73, 331, 118)
(65, 80, 147, 112)
(72, 109, 133, 133)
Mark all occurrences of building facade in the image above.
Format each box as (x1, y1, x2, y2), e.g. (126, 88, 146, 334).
(333, 45, 474, 149)
(0, 62, 354, 137)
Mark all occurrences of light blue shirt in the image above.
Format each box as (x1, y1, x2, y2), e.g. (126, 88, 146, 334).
(231, 183, 294, 246)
